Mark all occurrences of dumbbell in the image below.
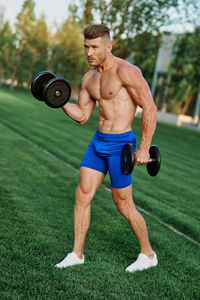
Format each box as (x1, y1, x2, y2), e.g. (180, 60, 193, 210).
(121, 144, 161, 176)
(31, 71, 71, 108)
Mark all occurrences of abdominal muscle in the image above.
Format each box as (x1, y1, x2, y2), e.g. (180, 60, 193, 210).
(98, 90, 137, 134)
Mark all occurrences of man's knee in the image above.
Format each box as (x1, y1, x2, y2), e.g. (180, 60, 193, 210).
(114, 194, 129, 212)
(112, 187, 135, 216)
(75, 184, 93, 206)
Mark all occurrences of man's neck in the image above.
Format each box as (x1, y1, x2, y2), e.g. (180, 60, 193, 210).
(97, 53, 115, 73)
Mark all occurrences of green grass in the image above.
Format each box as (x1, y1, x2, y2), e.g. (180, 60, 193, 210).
(0, 85, 200, 299)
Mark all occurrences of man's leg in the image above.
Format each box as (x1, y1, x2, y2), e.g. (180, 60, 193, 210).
(111, 185, 158, 272)
(112, 185, 153, 257)
(73, 167, 105, 258)
(55, 167, 105, 268)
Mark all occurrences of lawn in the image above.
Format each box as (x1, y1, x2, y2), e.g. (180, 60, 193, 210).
(0, 86, 199, 299)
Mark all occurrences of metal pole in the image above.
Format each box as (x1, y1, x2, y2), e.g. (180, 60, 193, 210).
(193, 86, 200, 126)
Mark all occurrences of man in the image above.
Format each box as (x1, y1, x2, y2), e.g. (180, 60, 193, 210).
(55, 24, 158, 272)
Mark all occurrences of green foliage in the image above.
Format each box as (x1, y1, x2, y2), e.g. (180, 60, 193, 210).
(119, 32, 161, 86)
(15, 0, 49, 87)
(167, 27, 200, 114)
(30, 15, 49, 75)
(0, 22, 17, 80)
(71, 0, 180, 55)
(50, 19, 88, 87)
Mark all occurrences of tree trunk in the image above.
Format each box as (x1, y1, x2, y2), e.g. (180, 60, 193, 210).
(112, 0, 132, 48)
(181, 93, 193, 115)
(84, 0, 94, 24)
(10, 72, 16, 90)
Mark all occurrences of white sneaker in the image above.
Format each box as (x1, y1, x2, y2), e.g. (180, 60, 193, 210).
(125, 252, 158, 272)
(55, 252, 84, 268)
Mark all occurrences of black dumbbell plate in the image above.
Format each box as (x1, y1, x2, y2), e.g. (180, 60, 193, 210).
(44, 78, 71, 108)
(31, 71, 56, 101)
(147, 145, 161, 176)
(121, 143, 135, 175)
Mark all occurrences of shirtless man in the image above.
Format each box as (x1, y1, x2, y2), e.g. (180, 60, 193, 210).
(55, 24, 158, 272)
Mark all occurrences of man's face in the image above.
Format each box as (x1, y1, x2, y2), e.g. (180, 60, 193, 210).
(84, 37, 109, 67)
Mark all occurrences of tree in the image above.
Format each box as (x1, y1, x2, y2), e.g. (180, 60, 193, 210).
(50, 18, 88, 89)
(84, 0, 94, 24)
(14, 0, 37, 87)
(15, 0, 49, 88)
(126, 32, 161, 86)
(31, 15, 49, 77)
(0, 21, 17, 83)
(70, 0, 182, 53)
(167, 27, 200, 115)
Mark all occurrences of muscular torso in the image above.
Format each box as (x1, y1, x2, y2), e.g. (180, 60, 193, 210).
(86, 57, 137, 133)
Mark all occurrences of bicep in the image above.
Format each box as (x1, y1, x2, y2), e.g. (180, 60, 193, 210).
(78, 88, 96, 122)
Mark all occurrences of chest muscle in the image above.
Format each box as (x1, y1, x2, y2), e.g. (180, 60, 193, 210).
(86, 71, 122, 101)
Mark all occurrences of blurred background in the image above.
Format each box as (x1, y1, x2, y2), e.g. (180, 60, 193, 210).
(0, 0, 200, 127)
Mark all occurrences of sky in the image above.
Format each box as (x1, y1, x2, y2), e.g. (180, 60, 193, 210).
(0, 0, 74, 29)
(0, 0, 199, 33)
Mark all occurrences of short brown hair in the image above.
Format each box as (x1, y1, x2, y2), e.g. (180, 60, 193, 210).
(84, 24, 110, 40)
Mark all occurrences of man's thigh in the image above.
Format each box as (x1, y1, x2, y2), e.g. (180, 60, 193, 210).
(108, 154, 132, 189)
(78, 167, 105, 196)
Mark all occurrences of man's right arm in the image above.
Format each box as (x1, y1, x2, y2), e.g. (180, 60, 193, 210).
(62, 72, 96, 125)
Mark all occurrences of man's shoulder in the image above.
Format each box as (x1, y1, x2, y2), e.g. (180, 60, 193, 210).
(115, 58, 142, 83)
(83, 69, 94, 80)
(82, 69, 96, 87)
(116, 59, 141, 76)
(82, 69, 98, 82)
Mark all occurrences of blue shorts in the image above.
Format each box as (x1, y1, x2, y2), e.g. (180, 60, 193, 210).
(80, 129, 136, 189)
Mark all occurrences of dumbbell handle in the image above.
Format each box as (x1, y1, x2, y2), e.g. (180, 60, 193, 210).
(148, 158, 156, 163)
(135, 158, 156, 164)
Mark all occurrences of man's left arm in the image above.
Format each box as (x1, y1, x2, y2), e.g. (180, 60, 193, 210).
(118, 64, 157, 165)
